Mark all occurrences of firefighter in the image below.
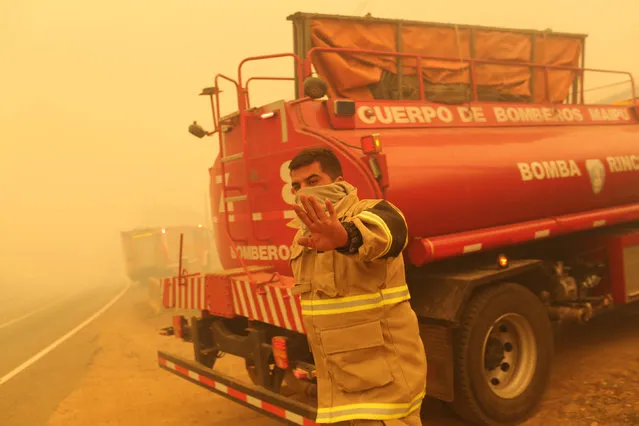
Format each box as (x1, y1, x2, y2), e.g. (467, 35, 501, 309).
(287, 147, 427, 426)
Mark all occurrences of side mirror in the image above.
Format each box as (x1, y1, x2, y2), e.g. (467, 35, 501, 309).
(303, 76, 328, 99)
(188, 121, 209, 138)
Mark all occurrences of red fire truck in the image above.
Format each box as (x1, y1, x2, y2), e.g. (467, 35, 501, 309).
(157, 12, 639, 426)
(121, 225, 213, 285)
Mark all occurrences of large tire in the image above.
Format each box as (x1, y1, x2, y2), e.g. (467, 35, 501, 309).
(450, 283, 554, 426)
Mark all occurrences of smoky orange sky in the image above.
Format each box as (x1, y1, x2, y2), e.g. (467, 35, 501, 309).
(1, 0, 637, 294)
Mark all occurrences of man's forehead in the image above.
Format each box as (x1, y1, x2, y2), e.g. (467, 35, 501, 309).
(291, 162, 323, 180)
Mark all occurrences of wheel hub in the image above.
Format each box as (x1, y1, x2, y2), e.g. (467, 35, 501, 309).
(481, 313, 538, 399)
(483, 337, 505, 371)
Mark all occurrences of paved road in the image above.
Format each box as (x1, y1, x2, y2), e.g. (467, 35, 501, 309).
(0, 283, 128, 426)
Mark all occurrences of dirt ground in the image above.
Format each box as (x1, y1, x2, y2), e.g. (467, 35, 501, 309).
(47, 286, 639, 426)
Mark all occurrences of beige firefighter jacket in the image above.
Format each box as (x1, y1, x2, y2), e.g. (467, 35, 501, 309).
(287, 183, 427, 424)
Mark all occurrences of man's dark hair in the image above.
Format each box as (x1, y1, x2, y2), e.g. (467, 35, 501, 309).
(289, 147, 343, 179)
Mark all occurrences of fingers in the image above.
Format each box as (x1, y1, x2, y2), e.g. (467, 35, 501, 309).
(297, 195, 333, 227)
(309, 196, 327, 221)
(293, 204, 314, 229)
(325, 199, 336, 219)
(300, 195, 319, 223)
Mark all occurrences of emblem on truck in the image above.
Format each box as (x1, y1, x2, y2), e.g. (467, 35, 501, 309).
(585, 159, 606, 194)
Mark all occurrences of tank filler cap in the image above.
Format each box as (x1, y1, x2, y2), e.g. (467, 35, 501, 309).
(303, 76, 328, 99)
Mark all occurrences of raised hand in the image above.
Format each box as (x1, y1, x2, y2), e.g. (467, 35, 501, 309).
(293, 195, 348, 251)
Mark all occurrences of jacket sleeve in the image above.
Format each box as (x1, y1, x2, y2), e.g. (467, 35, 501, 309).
(349, 200, 409, 261)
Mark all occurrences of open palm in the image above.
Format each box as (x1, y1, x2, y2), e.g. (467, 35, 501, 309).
(293, 195, 348, 251)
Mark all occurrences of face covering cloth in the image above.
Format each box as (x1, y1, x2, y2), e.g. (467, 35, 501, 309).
(292, 181, 358, 234)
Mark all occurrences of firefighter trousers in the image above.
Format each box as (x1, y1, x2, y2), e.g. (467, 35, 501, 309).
(323, 406, 422, 426)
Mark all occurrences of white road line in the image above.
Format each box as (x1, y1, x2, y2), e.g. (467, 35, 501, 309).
(0, 292, 77, 330)
(0, 283, 130, 386)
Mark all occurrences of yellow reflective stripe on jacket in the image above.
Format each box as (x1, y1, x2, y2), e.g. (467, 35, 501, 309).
(301, 285, 410, 316)
(357, 210, 393, 260)
(316, 391, 425, 423)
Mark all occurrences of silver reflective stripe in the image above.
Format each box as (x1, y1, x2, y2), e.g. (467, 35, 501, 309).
(301, 285, 411, 316)
(316, 391, 424, 423)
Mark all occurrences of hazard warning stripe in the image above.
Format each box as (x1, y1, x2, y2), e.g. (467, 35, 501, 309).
(162, 275, 207, 311)
(161, 274, 307, 335)
(231, 278, 306, 334)
(158, 353, 318, 426)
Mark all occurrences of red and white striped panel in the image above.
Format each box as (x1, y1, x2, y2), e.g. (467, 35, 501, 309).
(231, 278, 306, 334)
(158, 355, 317, 425)
(162, 275, 207, 311)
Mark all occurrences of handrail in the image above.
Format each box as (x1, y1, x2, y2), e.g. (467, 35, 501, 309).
(232, 54, 304, 243)
(214, 74, 240, 131)
(238, 53, 304, 110)
(213, 73, 246, 243)
(305, 46, 636, 104)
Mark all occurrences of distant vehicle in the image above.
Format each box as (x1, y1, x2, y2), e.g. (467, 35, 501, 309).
(120, 225, 213, 286)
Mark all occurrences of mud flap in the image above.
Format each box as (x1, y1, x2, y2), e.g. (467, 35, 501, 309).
(419, 323, 454, 402)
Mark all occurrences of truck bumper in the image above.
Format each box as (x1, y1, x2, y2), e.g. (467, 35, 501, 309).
(158, 351, 318, 425)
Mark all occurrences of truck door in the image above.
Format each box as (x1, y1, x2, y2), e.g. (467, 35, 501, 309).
(210, 100, 298, 274)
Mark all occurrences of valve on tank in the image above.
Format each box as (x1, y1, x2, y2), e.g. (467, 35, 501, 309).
(581, 274, 602, 290)
(555, 275, 579, 301)
(570, 257, 606, 296)
(551, 260, 605, 301)
(552, 262, 579, 301)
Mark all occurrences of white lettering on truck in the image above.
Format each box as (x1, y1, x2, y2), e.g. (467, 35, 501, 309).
(606, 155, 639, 173)
(494, 107, 584, 123)
(230, 245, 291, 261)
(358, 105, 455, 124)
(517, 160, 582, 181)
(458, 106, 487, 123)
(357, 105, 598, 125)
(357, 104, 633, 125)
(588, 108, 631, 122)
(280, 160, 296, 205)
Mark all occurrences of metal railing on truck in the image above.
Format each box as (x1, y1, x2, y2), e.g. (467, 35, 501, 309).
(304, 47, 636, 105)
(205, 54, 304, 244)
(199, 48, 636, 244)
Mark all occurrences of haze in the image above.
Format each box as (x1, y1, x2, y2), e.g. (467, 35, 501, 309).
(2, 0, 638, 298)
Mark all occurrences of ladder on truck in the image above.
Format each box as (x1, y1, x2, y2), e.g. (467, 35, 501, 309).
(200, 54, 304, 244)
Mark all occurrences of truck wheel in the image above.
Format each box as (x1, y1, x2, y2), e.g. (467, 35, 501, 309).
(450, 283, 554, 425)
